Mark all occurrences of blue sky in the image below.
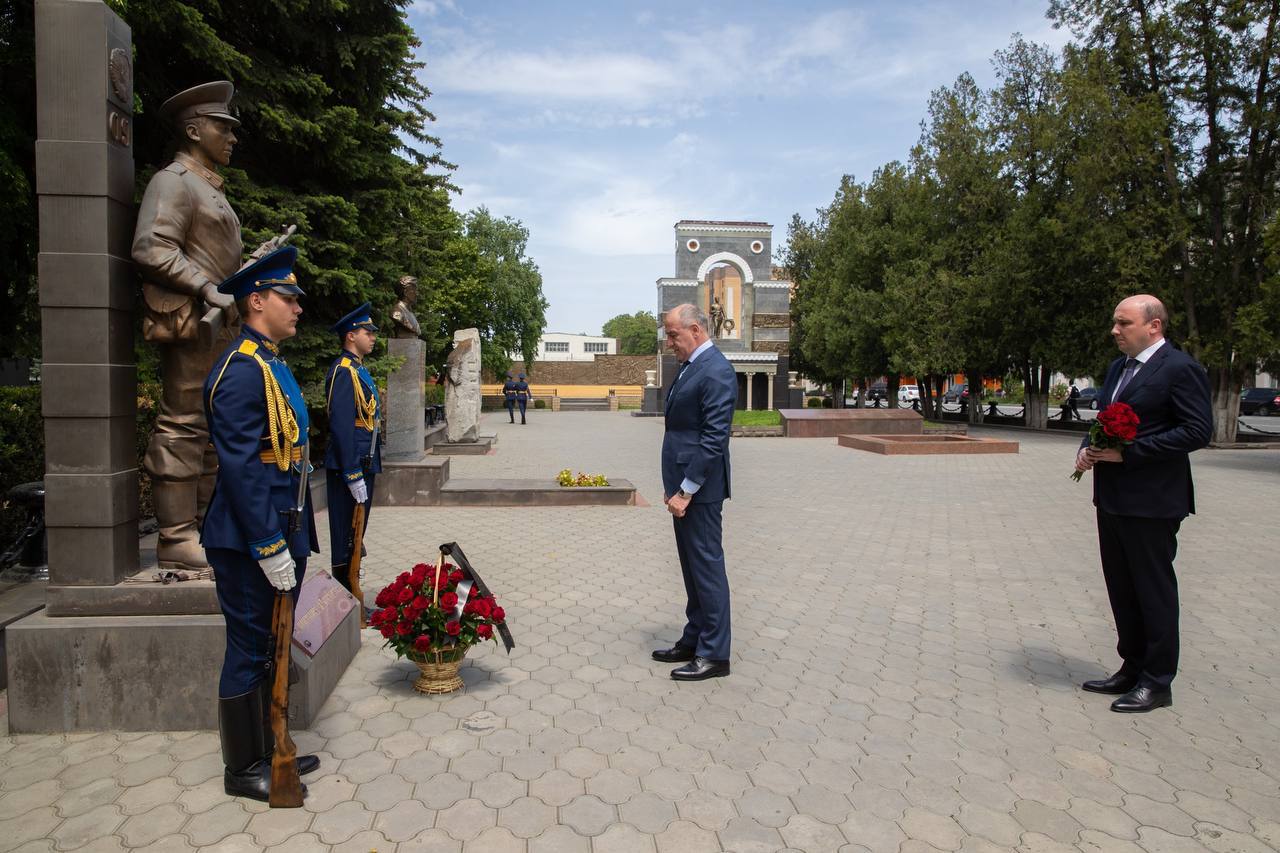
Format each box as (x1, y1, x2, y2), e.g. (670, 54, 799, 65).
(406, 1, 1069, 336)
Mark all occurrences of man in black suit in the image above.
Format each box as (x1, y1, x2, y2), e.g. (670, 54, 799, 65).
(1074, 294, 1212, 712)
(652, 303, 738, 681)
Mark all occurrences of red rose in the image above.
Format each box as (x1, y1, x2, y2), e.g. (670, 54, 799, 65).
(412, 595, 430, 610)
(379, 626, 393, 639)
(375, 589, 392, 608)
(446, 620, 462, 636)
(435, 572, 450, 590)
(397, 586, 414, 604)
(1099, 402, 1139, 441)
(396, 622, 412, 636)
(440, 591, 458, 610)
(397, 571, 412, 585)
(449, 570, 465, 583)
(410, 567, 428, 586)
(413, 635, 432, 653)
(472, 598, 492, 618)
(476, 623, 493, 639)
(491, 606, 505, 623)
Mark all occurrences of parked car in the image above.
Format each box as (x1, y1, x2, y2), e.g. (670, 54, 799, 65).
(898, 385, 920, 403)
(866, 381, 888, 403)
(1078, 387, 1102, 409)
(942, 383, 968, 403)
(1240, 387, 1280, 416)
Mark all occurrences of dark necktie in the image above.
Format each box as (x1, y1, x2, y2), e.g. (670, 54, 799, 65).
(1112, 358, 1140, 402)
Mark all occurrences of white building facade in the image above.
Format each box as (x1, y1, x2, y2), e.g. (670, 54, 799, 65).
(524, 333, 618, 362)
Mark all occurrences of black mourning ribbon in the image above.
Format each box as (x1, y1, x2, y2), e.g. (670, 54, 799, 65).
(440, 542, 515, 653)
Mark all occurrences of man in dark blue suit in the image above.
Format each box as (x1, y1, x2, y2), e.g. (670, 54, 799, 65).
(652, 303, 738, 680)
(325, 303, 382, 598)
(1074, 294, 1212, 713)
(202, 246, 320, 800)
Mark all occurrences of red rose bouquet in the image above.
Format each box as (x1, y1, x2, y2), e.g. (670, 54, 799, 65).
(368, 560, 507, 660)
(1071, 401, 1140, 481)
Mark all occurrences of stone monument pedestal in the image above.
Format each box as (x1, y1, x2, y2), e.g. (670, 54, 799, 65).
(384, 337, 424, 461)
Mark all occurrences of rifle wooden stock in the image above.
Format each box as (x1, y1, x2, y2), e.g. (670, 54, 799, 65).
(349, 503, 367, 627)
(268, 592, 304, 808)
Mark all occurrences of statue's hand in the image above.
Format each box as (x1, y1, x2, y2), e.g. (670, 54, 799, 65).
(200, 282, 235, 312)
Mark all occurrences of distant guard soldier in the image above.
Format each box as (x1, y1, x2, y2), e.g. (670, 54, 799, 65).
(202, 246, 320, 801)
(515, 372, 531, 424)
(502, 372, 517, 423)
(325, 303, 382, 598)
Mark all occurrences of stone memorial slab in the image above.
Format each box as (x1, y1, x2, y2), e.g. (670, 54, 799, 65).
(780, 408, 922, 438)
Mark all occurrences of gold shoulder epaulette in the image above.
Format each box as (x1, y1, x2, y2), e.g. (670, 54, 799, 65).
(339, 357, 352, 368)
(238, 339, 260, 357)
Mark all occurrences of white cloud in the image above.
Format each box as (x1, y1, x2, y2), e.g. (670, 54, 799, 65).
(410, 0, 457, 17)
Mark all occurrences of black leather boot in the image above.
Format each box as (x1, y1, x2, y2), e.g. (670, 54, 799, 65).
(258, 679, 320, 776)
(220, 691, 273, 801)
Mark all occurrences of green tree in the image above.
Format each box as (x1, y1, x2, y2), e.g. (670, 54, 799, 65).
(601, 311, 657, 355)
(0, 0, 37, 358)
(427, 207, 547, 378)
(1050, 0, 1280, 441)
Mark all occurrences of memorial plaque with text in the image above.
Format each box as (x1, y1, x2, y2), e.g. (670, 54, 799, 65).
(292, 570, 357, 658)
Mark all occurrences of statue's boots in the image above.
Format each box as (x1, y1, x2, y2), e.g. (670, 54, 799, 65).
(154, 479, 209, 571)
(257, 679, 320, 776)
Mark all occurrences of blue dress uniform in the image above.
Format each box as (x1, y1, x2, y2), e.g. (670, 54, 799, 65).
(502, 372, 517, 422)
(515, 373, 531, 424)
(202, 246, 320, 800)
(324, 303, 382, 593)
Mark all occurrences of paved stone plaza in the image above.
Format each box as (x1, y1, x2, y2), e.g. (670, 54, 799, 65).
(1, 411, 1278, 852)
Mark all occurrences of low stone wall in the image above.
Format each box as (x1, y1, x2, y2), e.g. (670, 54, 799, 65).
(485, 355, 653, 386)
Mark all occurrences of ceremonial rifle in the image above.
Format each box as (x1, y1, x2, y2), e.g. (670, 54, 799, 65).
(349, 503, 367, 628)
(268, 591, 303, 807)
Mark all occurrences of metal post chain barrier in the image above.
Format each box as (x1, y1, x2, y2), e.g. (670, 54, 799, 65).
(1238, 417, 1280, 436)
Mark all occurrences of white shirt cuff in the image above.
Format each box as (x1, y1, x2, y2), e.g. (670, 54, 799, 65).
(679, 478, 701, 495)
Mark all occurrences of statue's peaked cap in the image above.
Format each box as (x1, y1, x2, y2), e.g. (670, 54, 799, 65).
(159, 81, 240, 128)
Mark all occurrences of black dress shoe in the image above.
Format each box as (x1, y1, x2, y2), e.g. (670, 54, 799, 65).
(297, 754, 320, 775)
(1111, 684, 1172, 713)
(1082, 672, 1139, 695)
(652, 644, 695, 663)
(671, 657, 730, 681)
(224, 760, 309, 802)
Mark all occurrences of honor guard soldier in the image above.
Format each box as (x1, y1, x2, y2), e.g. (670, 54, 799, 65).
(325, 303, 382, 598)
(515, 372, 531, 424)
(502, 371, 517, 423)
(202, 246, 320, 801)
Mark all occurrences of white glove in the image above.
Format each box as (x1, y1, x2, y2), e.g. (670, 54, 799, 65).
(358, 567, 366, 582)
(348, 478, 368, 503)
(259, 550, 297, 591)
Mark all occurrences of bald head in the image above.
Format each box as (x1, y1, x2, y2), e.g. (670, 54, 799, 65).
(1112, 294, 1167, 356)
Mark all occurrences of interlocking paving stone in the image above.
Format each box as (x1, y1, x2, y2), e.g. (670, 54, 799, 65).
(559, 793, 616, 836)
(48, 803, 124, 850)
(182, 801, 250, 846)
(435, 797, 496, 841)
(528, 824, 590, 853)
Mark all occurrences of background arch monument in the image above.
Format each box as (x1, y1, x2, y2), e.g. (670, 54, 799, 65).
(651, 220, 799, 411)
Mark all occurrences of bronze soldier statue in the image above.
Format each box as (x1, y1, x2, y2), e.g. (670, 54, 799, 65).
(132, 81, 289, 571)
